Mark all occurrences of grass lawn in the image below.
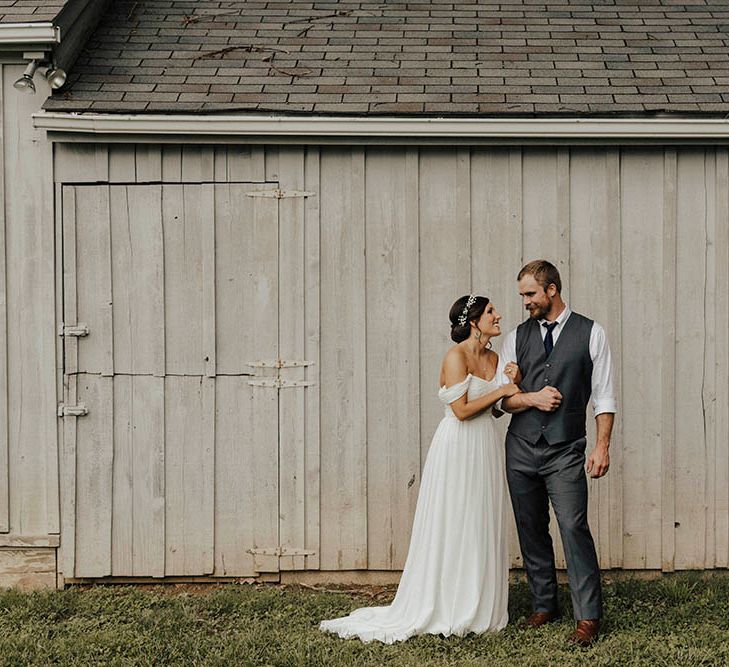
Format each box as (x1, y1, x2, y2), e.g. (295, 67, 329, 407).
(1, 573, 728, 666)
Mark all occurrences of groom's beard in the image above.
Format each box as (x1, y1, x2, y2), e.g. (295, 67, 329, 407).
(527, 302, 550, 320)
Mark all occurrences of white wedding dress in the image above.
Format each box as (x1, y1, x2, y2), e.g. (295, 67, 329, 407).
(320, 373, 509, 643)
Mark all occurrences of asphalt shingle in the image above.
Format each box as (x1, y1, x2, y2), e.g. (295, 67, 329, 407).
(0, 1, 69, 23)
(43, 0, 729, 116)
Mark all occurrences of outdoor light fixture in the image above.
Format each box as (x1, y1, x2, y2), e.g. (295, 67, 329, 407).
(44, 66, 67, 89)
(13, 60, 39, 94)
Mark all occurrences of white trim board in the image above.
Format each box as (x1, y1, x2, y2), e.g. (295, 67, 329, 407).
(0, 23, 59, 45)
(32, 112, 729, 140)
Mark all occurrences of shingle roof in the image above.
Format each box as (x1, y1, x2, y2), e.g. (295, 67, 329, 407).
(0, 1, 68, 23)
(43, 0, 729, 116)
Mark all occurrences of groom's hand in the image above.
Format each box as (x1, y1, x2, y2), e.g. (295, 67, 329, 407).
(530, 386, 562, 412)
(586, 445, 610, 478)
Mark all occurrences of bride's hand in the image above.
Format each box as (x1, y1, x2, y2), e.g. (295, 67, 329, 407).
(502, 382, 521, 397)
(504, 362, 521, 385)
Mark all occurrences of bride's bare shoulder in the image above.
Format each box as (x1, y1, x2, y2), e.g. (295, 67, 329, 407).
(441, 345, 467, 377)
(442, 344, 467, 365)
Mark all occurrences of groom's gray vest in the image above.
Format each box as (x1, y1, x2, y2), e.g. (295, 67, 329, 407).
(508, 312, 593, 445)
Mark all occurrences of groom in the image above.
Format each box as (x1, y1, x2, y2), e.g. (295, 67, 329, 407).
(500, 260, 616, 647)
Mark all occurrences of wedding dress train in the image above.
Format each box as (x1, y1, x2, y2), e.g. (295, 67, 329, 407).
(320, 373, 509, 643)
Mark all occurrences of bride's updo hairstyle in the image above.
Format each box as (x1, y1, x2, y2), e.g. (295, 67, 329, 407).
(449, 295, 489, 343)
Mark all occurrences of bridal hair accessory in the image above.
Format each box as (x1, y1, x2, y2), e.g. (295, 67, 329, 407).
(457, 294, 478, 327)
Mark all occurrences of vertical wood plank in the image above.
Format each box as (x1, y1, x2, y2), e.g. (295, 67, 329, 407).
(161, 145, 182, 183)
(74, 186, 113, 377)
(214, 191, 279, 576)
(162, 184, 204, 376)
(714, 148, 729, 568)
(605, 149, 624, 569)
(661, 149, 677, 572)
(214, 147, 227, 182)
(111, 374, 132, 575)
(164, 376, 214, 575)
(202, 184, 216, 378)
(200, 376, 215, 573)
(41, 118, 59, 538)
(110, 185, 165, 377)
(131, 375, 165, 577)
(621, 150, 664, 569)
(278, 148, 307, 571)
(228, 145, 266, 182)
(108, 145, 136, 182)
(181, 146, 215, 182)
(471, 148, 522, 318)
(135, 145, 162, 182)
(418, 148, 471, 471)
(61, 374, 78, 578)
(73, 374, 113, 577)
(569, 148, 623, 569)
(674, 149, 708, 569)
(60, 186, 78, 576)
(319, 148, 368, 569)
(304, 147, 321, 570)
(704, 149, 717, 570)
(53, 181, 66, 537)
(522, 148, 571, 294)
(0, 67, 6, 533)
(265, 146, 280, 182)
(365, 148, 420, 570)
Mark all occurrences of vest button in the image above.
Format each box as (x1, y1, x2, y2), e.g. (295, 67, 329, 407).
(541, 425, 546, 430)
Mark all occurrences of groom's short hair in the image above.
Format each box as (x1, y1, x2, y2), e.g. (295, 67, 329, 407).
(518, 260, 562, 293)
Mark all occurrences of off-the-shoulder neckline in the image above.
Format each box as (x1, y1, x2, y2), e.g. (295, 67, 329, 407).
(440, 372, 496, 390)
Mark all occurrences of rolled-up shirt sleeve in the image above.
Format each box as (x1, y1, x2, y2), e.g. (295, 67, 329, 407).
(498, 329, 518, 387)
(495, 328, 518, 412)
(589, 322, 617, 415)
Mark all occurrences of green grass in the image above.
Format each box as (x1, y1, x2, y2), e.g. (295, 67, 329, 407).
(1, 573, 728, 666)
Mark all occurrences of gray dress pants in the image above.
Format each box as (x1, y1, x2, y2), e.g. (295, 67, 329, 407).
(505, 430, 602, 620)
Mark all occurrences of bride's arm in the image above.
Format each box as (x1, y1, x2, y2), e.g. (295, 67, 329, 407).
(443, 349, 520, 421)
(502, 387, 562, 414)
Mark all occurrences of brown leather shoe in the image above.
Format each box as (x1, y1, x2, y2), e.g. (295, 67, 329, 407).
(569, 619, 600, 647)
(520, 610, 561, 628)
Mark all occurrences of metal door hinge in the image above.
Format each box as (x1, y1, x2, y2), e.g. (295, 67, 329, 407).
(246, 189, 315, 199)
(248, 547, 317, 557)
(247, 379, 314, 389)
(248, 359, 313, 369)
(57, 403, 88, 417)
(59, 322, 90, 337)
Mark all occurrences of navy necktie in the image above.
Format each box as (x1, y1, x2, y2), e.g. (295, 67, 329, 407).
(543, 321, 558, 357)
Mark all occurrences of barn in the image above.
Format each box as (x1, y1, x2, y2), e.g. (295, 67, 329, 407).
(2, 0, 729, 589)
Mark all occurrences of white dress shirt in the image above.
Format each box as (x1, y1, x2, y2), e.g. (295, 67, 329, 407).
(497, 305, 617, 416)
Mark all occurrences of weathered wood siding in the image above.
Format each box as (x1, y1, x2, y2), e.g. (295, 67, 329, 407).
(0, 64, 58, 589)
(52, 142, 729, 577)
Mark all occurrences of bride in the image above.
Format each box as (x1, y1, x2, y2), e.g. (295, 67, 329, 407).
(320, 294, 521, 643)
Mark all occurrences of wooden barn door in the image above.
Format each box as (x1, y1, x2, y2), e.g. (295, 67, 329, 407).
(59, 181, 315, 580)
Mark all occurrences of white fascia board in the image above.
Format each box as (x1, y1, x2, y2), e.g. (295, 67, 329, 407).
(32, 112, 729, 139)
(0, 23, 60, 45)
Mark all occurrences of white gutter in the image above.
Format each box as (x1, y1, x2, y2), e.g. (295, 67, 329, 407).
(0, 22, 60, 45)
(32, 112, 729, 139)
